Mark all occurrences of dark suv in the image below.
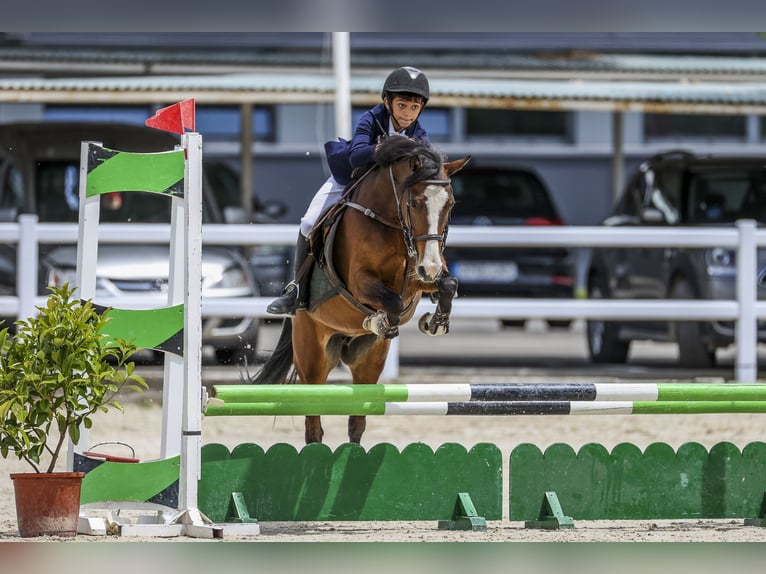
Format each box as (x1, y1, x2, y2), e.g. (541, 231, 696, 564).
(444, 165, 575, 329)
(586, 150, 766, 368)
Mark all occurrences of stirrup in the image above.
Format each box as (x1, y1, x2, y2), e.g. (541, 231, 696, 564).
(266, 282, 299, 315)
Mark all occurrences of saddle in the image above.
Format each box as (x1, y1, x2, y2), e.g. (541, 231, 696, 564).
(302, 167, 381, 315)
(308, 166, 373, 270)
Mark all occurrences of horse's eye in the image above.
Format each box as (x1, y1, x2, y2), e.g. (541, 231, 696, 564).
(409, 197, 420, 209)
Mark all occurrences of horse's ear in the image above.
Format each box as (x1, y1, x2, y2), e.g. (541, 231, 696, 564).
(445, 155, 472, 177)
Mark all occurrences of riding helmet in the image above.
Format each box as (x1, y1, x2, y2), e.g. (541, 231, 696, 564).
(381, 67, 430, 103)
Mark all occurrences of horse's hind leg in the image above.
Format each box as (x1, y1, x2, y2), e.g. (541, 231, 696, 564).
(305, 416, 323, 445)
(292, 314, 341, 444)
(342, 335, 390, 443)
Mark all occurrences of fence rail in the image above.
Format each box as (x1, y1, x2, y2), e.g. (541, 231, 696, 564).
(3, 216, 763, 380)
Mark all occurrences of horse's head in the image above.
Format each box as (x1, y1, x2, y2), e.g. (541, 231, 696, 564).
(374, 137, 471, 282)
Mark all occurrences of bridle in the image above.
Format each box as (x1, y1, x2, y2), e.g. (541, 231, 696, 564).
(344, 164, 453, 259)
(389, 165, 452, 259)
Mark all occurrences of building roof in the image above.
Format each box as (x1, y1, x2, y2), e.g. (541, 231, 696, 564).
(3, 46, 766, 80)
(3, 33, 766, 114)
(1, 72, 765, 115)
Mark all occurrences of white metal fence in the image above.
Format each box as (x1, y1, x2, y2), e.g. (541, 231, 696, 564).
(4, 215, 763, 381)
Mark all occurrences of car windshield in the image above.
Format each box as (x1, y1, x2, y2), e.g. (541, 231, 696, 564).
(451, 170, 558, 222)
(35, 160, 212, 223)
(685, 169, 766, 224)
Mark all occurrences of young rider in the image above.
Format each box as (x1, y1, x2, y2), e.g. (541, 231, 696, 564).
(267, 66, 431, 315)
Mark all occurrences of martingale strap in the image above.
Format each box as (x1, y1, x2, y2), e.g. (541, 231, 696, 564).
(319, 216, 418, 319)
(343, 201, 400, 230)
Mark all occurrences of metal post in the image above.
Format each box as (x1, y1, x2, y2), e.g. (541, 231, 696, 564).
(16, 214, 38, 322)
(179, 132, 204, 515)
(381, 337, 399, 381)
(735, 219, 758, 381)
(333, 32, 352, 140)
(161, 146, 187, 460)
(611, 111, 624, 202)
(240, 103, 254, 219)
(68, 141, 102, 470)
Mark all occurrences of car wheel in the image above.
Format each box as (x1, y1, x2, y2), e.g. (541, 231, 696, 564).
(500, 319, 526, 329)
(214, 337, 258, 366)
(586, 277, 629, 364)
(546, 319, 572, 330)
(670, 279, 716, 369)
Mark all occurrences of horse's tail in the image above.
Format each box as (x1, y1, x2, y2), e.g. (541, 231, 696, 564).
(248, 319, 294, 385)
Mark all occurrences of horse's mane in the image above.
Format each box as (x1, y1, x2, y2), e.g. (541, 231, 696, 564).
(373, 136, 445, 188)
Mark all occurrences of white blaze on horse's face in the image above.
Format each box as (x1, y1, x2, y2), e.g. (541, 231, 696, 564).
(419, 183, 450, 281)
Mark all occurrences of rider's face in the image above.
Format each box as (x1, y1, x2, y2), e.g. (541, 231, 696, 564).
(386, 95, 425, 132)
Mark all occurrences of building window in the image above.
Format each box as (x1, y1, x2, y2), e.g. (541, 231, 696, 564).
(44, 105, 151, 125)
(465, 109, 571, 140)
(645, 113, 746, 140)
(415, 108, 450, 141)
(196, 105, 275, 142)
(351, 107, 450, 141)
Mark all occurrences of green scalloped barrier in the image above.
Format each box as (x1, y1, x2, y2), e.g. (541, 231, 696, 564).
(199, 442, 502, 522)
(509, 441, 766, 521)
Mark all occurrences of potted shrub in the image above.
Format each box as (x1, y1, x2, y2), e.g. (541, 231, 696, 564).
(0, 284, 147, 537)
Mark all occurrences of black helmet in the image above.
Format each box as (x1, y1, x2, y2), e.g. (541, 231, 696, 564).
(381, 67, 429, 103)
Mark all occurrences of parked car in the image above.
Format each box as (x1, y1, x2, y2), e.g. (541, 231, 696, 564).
(201, 158, 291, 297)
(0, 121, 286, 364)
(444, 165, 575, 328)
(586, 150, 766, 368)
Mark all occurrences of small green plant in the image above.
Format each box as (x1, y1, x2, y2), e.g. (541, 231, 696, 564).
(0, 284, 147, 473)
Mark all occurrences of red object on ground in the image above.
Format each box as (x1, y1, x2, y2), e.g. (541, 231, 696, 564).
(82, 451, 140, 463)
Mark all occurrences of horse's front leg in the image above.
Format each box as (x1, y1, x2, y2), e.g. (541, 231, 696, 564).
(357, 275, 403, 339)
(419, 271, 458, 336)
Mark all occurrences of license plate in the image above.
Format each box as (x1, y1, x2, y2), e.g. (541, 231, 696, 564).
(452, 261, 518, 283)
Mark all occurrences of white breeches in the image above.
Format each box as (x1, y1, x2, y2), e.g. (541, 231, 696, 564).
(299, 176, 346, 238)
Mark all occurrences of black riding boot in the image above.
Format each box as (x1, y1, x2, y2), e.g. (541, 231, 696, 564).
(267, 234, 312, 316)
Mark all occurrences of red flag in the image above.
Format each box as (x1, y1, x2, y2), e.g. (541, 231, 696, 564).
(145, 99, 196, 134)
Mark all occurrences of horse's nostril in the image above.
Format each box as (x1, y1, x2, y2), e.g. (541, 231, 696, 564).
(417, 265, 427, 277)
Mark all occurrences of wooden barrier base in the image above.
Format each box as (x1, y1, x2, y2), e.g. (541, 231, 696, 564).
(523, 491, 574, 530)
(437, 492, 487, 531)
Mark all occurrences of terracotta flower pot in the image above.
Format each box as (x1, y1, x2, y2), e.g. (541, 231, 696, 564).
(10, 471, 85, 537)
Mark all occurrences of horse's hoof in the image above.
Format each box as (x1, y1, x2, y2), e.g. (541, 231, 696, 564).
(363, 311, 398, 339)
(362, 312, 380, 332)
(418, 313, 449, 336)
(382, 327, 400, 339)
